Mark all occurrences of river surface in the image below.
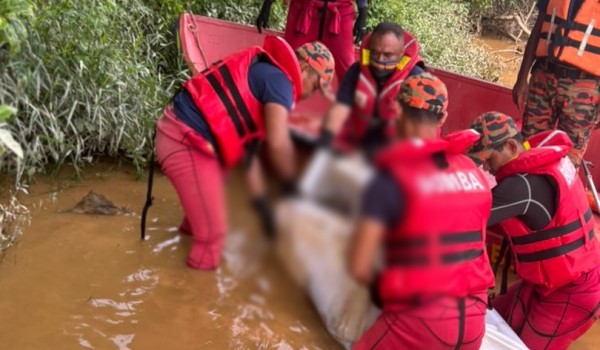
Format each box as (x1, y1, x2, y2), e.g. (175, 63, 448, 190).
(477, 35, 522, 88)
(0, 162, 340, 349)
(1, 37, 599, 350)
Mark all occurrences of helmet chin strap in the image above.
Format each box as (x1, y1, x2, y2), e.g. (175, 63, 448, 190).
(502, 141, 531, 166)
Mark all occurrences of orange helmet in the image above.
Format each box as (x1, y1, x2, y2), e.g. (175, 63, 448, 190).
(295, 41, 336, 100)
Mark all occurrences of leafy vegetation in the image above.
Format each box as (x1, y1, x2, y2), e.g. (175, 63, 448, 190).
(1, 1, 182, 181)
(0, 0, 35, 55)
(0, 0, 32, 254)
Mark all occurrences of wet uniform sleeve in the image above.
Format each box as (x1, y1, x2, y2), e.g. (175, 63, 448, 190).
(248, 62, 294, 112)
(488, 174, 557, 230)
(488, 176, 531, 227)
(360, 171, 405, 229)
(336, 62, 361, 107)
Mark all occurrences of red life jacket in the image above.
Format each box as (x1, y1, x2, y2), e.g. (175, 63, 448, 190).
(495, 130, 600, 291)
(375, 130, 495, 303)
(183, 36, 303, 169)
(339, 31, 425, 145)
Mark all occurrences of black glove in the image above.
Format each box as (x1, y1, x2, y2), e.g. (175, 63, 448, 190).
(353, 6, 367, 45)
(317, 128, 334, 149)
(281, 179, 299, 197)
(252, 197, 276, 239)
(256, 0, 275, 34)
(369, 273, 383, 309)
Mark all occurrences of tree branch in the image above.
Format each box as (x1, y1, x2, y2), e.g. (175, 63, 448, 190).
(494, 14, 532, 36)
(517, 1, 537, 40)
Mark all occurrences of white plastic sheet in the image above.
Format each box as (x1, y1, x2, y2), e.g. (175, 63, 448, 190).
(299, 149, 373, 218)
(275, 198, 379, 349)
(277, 153, 529, 349)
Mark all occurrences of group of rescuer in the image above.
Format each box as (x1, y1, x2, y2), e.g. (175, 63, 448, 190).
(148, 1, 600, 348)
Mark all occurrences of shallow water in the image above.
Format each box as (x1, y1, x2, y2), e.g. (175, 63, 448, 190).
(478, 35, 522, 87)
(0, 162, 340, 349)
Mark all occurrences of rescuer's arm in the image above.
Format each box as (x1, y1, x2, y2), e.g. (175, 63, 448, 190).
(256, 0, 275, 34)
(319, 103, 352, 147)
(318, 64, 359, 147)
(244, 100, 297, 239)
(245, 155, 267, 200)
(349, 218, 385, 285)
(245, 156, 277, 239)
(353, 0, 368, 44)
(512, 10, 545, 110)
(264, 102, 297, 184)
(488, 174, 556, 230)
(349, 172, 403, 285)
(488, 177, 531, 227)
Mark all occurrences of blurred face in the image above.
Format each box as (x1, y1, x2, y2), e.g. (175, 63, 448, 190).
(483, 139, 522, 174)
(369, 32, 404, 79)
(299, 63, 320, 99)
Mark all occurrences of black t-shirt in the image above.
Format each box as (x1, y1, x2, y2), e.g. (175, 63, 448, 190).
(488, 174, 558, 230)
(361, 170, 559, 232)
(361, 171, 405, 229)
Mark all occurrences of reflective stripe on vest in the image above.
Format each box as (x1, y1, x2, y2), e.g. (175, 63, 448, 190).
(512, 208, 595, 263)
(536, 0, 600, 75)
(541, 15, 600, 56)
(386, 230, 485, 266)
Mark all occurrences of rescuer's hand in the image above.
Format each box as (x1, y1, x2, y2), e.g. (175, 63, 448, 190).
(256, 0, 275, 34)
(281, 179, 299, 197)
(353, 6, 368, 45)
(252, 196, 276, 239)
(317, 128, 334, 149)
(512, 79, 528, 111)
(369, 273, 383, 309)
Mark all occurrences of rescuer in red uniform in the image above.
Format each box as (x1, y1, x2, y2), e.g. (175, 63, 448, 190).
(318, 22, 426, 158)
(349, 73, 495, 349)
(256, 0, 367, 80)
(469, 112, 600, 350)
(154, 37, 335, 270)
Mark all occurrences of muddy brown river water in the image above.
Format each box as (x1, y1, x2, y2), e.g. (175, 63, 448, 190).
(0, 162, 340, 349)
(1, 37, 599, 350)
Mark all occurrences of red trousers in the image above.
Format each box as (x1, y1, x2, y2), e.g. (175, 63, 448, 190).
(353, 293, 488, 350)
(493, 265, 600, 350)
(154, 104, 227, 270)
(284, 0, 356, 80)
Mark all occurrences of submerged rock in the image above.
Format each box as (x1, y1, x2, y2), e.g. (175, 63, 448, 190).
(65, 191, 133, 216)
